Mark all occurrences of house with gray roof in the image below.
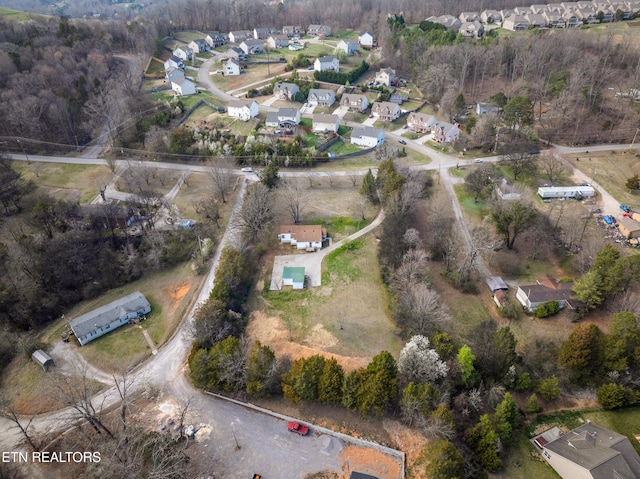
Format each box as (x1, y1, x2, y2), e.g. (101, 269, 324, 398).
(69, 291, 151, 346)
(532, 422, 640, 479)
(240, 39, 264, 55)
(336, 40, 358, 56)
(351, 126, 384, 147)
(312, 114, 339, 133)
(189, 39, 209, 53)
(427, 14, 462, 30)
(266, 108, 301, 127)
(308, 88, 335, 106)
(314, 55, 339, 72)
(516, 278, 576, 312)
(481, 9, 502, 22)
(273, 82, 300, 100)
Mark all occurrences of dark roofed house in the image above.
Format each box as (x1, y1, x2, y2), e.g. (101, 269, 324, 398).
(516, 278, 576, 312)
(32, 349, 54, 371)
(532, 422, 640, 479)
(69, 291, 151, 346)
(75, 202, 136, 230)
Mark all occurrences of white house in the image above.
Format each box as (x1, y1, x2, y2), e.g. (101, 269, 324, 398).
(282, 25, 302, 37)
(537, 186, 596, 199)
(341, 94, 368, 112)
(351, 126, 384, 147)
(173, 46, 193, 61)
(240, 39, 264, 55)
(503, 15, 531, 30)
(307, 88, 335, 106)
(375, 67, 396, 87)
(267, 35, 289, 49)
(427, 14, 462, 30)
(476, 103, 501, 116)
(480, 9, 502, 23)
(266, 108, 301, 127)
(516, 278, 575, 312)
(229, 30, 252, 43)
(228, 100, 259, 121)
(164, 56, 184, 70)
(205, 33, 228, 48)
(459, 21, 484, 37)
(314, 55, 339, 72)
(253, 27, 273, 40)
(358, 31, 375, 47)
(189, 39, 209, 53)
(279, 225, 327, 250)
(532, 422, 640, 479)
(224, 58, 241, 76)
(172, 77, 197, 96)
(312, 114, 339, 133)
(273, 82, 300, 100)
(371, 101, 401, 121)
(69, 291, 151, 346)
(336, 39, 358, 56)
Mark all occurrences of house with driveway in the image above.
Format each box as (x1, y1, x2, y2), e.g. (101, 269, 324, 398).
(375, 67, 396, 87)
(314, 55, 339, 72)
(307, 88, 335, 106)
(206, 32, 228, 48)
(228, 100, 259, 121)
(307, 24, 332, 36)
(407, 112, 436, 133)
(371, 101, 400, 121)
(279, 224, 328, 250)
(341, 93, 368, 112)
(273, 82, 300, 100)
(267, 35, 289, 48)
(351, 126, 384, 147)
(229, 30, 253, 43)
(225, 46, 246, 62)
(164, 55, 184, 70)
(312, 114, 339, 133)
(166, 67, 185, 84)
(224, 58, 241, 76)
(69, 291, 151, 346)
(358, 31, 375, 47)
(173, 46, 193, 61)
(431, 121, 460, 143)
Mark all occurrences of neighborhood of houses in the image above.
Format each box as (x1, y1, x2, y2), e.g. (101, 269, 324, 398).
(427, 0, 640, 35)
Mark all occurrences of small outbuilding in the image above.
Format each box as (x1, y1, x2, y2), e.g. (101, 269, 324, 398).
(486, 276, 509, 292)
(32, 349, 54, 371)
(350, 473, 379, 479)
(283, 267, 305, 289)
(619, 217, 640, 239)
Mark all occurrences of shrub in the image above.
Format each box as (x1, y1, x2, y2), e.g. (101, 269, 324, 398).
(537, 376, 560, 400)
(498, 300, 519, 320)
(525, 393, 542, 414)
(533, 300, 560, 318)
(597, 383, 626, 410)
(515, 372, 532, 391)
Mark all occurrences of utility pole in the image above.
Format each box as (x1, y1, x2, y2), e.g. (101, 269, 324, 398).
(16, 138, 29, 164)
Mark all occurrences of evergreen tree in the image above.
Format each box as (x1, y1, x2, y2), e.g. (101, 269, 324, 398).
(294, 355, 326, 401)
(468, 414, 502, 472)
(420, 439, 465, 479)
(494, 392, 518, 444)
(537, 376, 560, 400)
(260, 160, 280, 189)
(559, 323, 604, 383)
(342, 369, 361, 410)
(318, 358, 344, 404)
(360, 168, 377, 203)
(457, 344, 478, 387)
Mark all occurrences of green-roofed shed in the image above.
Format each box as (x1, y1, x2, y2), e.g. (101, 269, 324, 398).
(283, 266, 305, 289)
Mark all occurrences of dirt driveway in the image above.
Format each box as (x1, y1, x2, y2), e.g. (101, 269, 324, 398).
(269, 210, 385, 290)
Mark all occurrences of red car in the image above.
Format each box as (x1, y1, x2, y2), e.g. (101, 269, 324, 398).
(287, 421, 309, 435)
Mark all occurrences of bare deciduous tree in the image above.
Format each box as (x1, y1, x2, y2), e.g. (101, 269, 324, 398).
(280, 179, 308, 224)
(540, 152, 569, 184)
(348, 173, 359, 187)
(0, 395, 39, 451)
(237, 183, 275, 244)
(207, 160, 236, 203)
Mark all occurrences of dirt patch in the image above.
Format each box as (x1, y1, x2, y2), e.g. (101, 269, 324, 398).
(339, 445, 401, 479)
(163, 281, 191, 313)
(246, 311, 371, 372)
(383, 420, 428, 479)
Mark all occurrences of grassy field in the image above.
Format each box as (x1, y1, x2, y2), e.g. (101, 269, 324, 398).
(13, 162, 110, 204)
(259, 235, 402, 358)
(0, 6, 49, 19)
(172, 32, 204, 43)
(41, 263, 203, 372)
(146, 58, 165, 76)
(564, 150, 640, 206)
(453, 183, 490, 220)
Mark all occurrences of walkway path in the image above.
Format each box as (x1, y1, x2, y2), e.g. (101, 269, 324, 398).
(270, 209, 385, 290)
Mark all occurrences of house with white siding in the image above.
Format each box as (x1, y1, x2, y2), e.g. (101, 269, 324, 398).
(312, 114, 339, 133)
(307, 89, 335, 106)
(351, 126, 384, 147)
(228, 100, 259, 121)
(314, 55, 339, 72)
(172, 77, 197, 96)
(336, 40, 358, 56)
(69, 292, 151, 346)
(224, 58, 241, 76)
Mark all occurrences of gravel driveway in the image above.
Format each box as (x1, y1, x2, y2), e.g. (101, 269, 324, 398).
(270, 210, 385, 290)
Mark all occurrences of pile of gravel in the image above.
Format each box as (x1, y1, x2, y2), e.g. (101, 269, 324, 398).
(318, 435, 344, 456)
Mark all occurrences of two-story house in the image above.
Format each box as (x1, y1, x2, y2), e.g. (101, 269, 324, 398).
(358, 31, 375, 48)
(267, 35, 289, 49)
(240, 39, 264, 55)
(341, 94, 368, 112)
(266, 108, 301, 128)
(314, 55, 339, 72)
(228, 100, 259, 121)
(407, 112, 436, 133)
(375, 67, 396, 86)
(307, 88, 335, 106)
(351, 126, 384, 147)
(223, 58, 241, 76)
(189, 39, 209, 53)
(371, 101, 401, 121)
(312, 114, 339, 133)
(273, 82, 300, 101)
(336, 40, 358, 56)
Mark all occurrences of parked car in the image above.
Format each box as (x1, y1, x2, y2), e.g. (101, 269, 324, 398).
(620, 204, 631, 213)
(287, 421, 309, 435)
(241, 167, 254, 172)
(398, 139, 406, 145)
(474, 159, 484, 163)
(603, 215, 616, 225)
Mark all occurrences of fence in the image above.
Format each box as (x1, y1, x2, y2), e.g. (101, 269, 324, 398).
(203, 390, 405, 478)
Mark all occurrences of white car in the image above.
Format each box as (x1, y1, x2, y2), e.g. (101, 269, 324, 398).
(241, 167, 254, 172)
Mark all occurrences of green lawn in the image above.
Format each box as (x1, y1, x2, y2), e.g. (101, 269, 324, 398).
(172, 31, 205, 43)
(0, 6, 49, 19)
(305, 216, 372, 238)
(260, 235, 402, 358)
(146, 58, 165, 76)
(453, 183, 489, 220)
